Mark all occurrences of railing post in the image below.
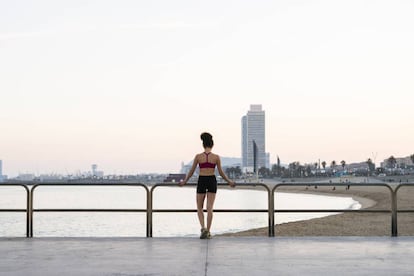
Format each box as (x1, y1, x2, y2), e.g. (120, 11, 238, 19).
(148, 185, 154, 238)
(30, 184, 36, 238)
(269, 186, 275, 237)
(25, 185, 30, 238)
(392, 187, 398, 237)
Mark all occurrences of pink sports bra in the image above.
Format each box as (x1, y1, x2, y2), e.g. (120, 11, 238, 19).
(199, 152, 216, 169)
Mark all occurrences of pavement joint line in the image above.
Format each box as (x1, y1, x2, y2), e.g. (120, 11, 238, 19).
(204, 239, 209, 276)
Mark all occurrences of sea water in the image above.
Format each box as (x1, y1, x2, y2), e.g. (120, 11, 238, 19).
(0, 186, 360, 237)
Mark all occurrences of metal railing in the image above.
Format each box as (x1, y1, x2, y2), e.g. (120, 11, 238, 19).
(2, 182, 414, 237)
(0, 184, 30, 237)
(272, 183, 396, 236)
(30, 183, 149, 237)
(394, 184, 414, 236)
(149, 183, 272, 237)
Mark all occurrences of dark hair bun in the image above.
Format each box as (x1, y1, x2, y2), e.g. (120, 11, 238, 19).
(200, 132, 214, 148)
(200, 132, 212, 141)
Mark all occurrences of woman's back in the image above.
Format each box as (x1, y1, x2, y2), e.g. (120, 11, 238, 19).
(198, 152, 218, 175)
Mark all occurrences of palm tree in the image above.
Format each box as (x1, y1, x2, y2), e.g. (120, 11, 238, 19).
(321, 161, 326, 170)
(340, 160, 346, 172)
(288, 161, 302, 178)
(271, 156, 282, 177)
(235, 166, 242, 178)
(271, 164, 278, 177)
(288, 162, 297, 178)
(314, 162, 318, 176)
(387, 155, 397, 175)
(226, 166, 242, 178)
(277, 156, 281, 176)
(387, 155, 397, 169)
(330, 160, 337, 176)
(366, 158, 375, 176)
(410, 154, 414, 165)
(259, 167, 270, 178)
(225, 167, 234, 178)
(306, 165, 312, 177)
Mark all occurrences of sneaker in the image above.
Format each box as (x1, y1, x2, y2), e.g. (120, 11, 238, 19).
(200, 228, 208, 239)
(206, 231, 212, 239)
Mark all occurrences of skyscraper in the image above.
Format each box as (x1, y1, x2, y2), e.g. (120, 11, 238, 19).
(241, 105, 266, 172)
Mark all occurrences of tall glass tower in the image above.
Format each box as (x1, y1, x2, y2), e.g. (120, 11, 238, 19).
(241, 105, 265, 172)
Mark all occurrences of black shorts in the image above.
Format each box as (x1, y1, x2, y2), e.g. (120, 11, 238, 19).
(197, 175, 217, 194)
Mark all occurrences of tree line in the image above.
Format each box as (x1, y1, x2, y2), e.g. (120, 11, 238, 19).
(225, 154, 414, 179)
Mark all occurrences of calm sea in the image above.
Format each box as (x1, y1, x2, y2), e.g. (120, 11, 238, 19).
(0, 186, 360, 237)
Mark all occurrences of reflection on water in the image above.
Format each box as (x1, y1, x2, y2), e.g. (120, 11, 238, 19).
(0, 186, 360, 237)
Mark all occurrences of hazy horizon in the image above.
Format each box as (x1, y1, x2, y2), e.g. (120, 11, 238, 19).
(1, 1, 414, 177)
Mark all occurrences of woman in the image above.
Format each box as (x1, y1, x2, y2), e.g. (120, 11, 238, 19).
(179, 132, 235, 239)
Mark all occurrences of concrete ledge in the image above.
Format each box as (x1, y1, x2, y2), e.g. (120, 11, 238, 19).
(1, 237, 413, 275)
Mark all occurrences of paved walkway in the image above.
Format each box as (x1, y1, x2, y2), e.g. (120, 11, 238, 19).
(1, 237, 414, 275)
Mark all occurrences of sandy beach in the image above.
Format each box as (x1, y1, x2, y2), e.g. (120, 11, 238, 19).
(220, 176, 414, 237)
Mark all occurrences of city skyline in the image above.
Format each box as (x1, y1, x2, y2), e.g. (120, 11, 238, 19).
(242, 105, 267, 171)
(1, 1, 414, 177)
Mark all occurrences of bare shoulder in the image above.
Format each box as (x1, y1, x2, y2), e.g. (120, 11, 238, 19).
(195, 152, 205, 160)
(194, 153, 202, 162)
(212, 153, 221, 162)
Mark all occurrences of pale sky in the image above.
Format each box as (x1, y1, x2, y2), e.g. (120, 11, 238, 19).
(1, 0, 413, 176)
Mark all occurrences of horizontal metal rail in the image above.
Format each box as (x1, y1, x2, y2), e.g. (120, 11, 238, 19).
(272, 183, 395, 236)
(271, 209, 390, 213)
(0, 209, 31, 212)
(149, 183, 272, 237)
(152, 209, 268, 212)
(33, 209, 147, 212)
(30, 183, 149, 237)
(0, 184, 30, 237)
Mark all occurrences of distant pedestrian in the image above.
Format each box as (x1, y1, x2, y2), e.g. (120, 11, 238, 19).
(180, 132, 235, 239)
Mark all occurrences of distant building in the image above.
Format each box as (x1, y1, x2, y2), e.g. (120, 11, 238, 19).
(380, 156, 414, 169)
(0, 160, 3, 182)
(266, 153, 270, 169)
(345, 162, 370, 172)
(17, 174, 36, 181)
(180, 161, 192, 175)
(242, 105, 267, 171)
(164, 174, 186, 183)
(91, 164, 104, 178)
(92, 164, 98, 175)
(39, 174, 65, 182)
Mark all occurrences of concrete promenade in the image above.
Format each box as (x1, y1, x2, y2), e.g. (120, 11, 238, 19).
(1, 237, 414, 275)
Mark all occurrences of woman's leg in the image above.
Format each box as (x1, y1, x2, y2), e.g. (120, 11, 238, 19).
(206, 192, 216, 232)
(197, 193, 206, 229)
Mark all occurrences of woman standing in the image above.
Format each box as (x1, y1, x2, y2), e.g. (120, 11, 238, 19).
(180, 132, 235, 239)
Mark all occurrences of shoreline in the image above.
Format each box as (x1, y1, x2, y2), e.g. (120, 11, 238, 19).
(218, 177, 414, 237)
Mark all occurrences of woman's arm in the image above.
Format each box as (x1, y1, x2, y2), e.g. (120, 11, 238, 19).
(217, 156, 235, 187)
(179, 155, 198, 186)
